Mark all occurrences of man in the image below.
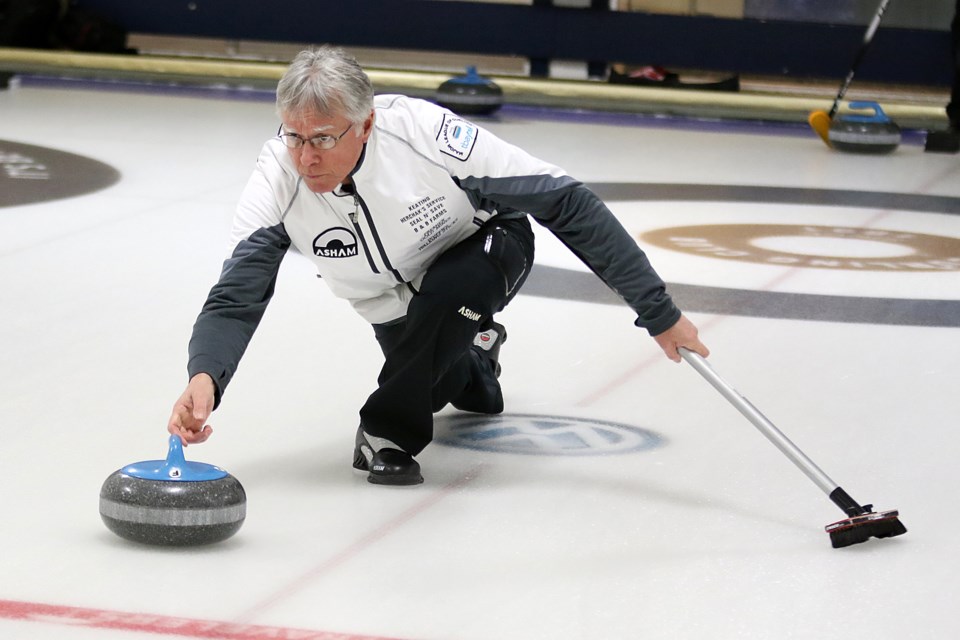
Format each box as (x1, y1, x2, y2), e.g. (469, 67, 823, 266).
(167, 46, 708, 485)
(928, 0, 960, 151)
(949, 0, 960, 131)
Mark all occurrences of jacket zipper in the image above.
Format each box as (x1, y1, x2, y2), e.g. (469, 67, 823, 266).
(349, 195, 380, 275)
(351, 191, 405, 284)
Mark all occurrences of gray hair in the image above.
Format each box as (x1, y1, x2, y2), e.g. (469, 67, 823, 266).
(276, 46, 374, 126)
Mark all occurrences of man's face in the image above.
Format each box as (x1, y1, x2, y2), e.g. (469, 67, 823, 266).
(280, 109, 373, 193)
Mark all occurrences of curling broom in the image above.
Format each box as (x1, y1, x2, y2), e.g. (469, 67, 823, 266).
(808, 0, 893, 146)
(680, 348, 907, 548)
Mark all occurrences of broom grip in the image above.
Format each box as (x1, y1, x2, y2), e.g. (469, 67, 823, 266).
(829, 0, 893, 118)
(680, 349, 838, 496)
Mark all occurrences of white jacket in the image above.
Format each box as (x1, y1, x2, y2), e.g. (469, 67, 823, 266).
(189, 95, 679, 400)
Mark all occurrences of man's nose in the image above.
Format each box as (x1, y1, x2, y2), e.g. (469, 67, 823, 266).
(299, 143, 323, 163)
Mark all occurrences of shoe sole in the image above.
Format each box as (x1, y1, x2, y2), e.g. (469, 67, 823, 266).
(367, 472, 424, 486)
(352, 447, 424, 485)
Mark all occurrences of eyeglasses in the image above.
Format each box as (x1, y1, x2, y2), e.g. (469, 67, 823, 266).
(277, 123, 353, 150)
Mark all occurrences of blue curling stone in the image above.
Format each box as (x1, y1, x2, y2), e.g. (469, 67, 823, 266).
(829, 101, 901, 154)
(436, 66, 503, 116)
(99, 436, 246, 546)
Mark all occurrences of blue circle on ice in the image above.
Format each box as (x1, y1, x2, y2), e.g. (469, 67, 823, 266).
(434, 413, 664, 456)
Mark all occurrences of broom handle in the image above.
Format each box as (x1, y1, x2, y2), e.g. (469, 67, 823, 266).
(680, 349, 838, 496)
(830, 0, 893, 118)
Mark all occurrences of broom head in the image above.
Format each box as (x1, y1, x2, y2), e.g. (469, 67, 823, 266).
(825, 509, 907, 548)
(808, 110, 833, 146)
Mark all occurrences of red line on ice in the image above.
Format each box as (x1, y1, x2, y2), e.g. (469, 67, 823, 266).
(0, 598, 403, 640)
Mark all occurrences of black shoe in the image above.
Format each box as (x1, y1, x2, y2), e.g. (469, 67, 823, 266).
(473, 322, 506, 378)
(451, 322, 506, 414)
(924, 125, 960, 153)
(353, 427, 423, 486)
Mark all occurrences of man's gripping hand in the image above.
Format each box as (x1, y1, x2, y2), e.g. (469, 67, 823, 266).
(653, 314, 709, 363)
(167, 373, 216, 445)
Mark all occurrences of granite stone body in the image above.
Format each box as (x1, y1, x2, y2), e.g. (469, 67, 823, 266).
(436, 66, 503, 116)
(99, 472, 246, 546)
(829, 102, 902, 154)
(99, 436, 246, 546)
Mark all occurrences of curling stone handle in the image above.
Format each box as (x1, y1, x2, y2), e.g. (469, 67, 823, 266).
(848, 101, 880, 116)
(164, 434, 186, 478)
(679, 348, 839, 496)
(846, 101, 892, 123)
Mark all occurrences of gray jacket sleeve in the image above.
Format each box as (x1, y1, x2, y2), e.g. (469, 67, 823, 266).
(456, 174, 682, 336)
(187, 223, 291, 406)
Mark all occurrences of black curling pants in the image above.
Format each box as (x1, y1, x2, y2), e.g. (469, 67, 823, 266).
(358, 216, 535, 456)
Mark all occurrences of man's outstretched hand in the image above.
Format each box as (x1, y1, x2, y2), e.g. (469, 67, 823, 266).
(167, 373, 216, 445)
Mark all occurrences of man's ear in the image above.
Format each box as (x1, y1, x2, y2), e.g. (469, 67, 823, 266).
(361, 111, 375, 142)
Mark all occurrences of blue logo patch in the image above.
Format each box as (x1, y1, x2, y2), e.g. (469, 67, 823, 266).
(434, 413, 664, 456)
(437, 114, 478, 161)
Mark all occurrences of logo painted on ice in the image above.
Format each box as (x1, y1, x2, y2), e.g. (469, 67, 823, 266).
(313, 227, 358, 258)
(1, 139, 120, 207)
(434, 413, 664, 456)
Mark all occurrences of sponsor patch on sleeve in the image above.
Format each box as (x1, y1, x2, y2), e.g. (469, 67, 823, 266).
(437, 114, 479, 161)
